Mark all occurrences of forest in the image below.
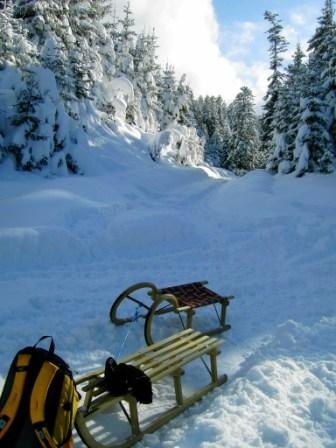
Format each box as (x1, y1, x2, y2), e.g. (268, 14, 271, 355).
(0, 0, 335, 176)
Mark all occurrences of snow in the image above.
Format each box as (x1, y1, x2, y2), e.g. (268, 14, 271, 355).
(0, 124, 336, 448)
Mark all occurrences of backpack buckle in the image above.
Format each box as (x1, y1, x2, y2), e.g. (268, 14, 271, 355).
(0, 416, 9, 431)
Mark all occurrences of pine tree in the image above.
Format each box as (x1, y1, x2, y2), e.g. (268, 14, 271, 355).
(203, 96, 223, 165)
(294, 57, 333, 176)
(132, 30, 161, 131)
(176, 74, 194, 127)
(326, 32, 336, 149)
(14, 0, 66, 49)
(268, 44, 307, 173)
(115, 1, 136, 77)
(68, 0, 101, 101)
(0, 2, 36, 67)
(10, 68, 49, 171)
(261, 11, 288, 163)
(158, 64, 179, 129)
(192, 95, 232, 168)
(308, 0, 335, 67)
(285, 45, 308, 164)
(227, 86, 261, 173)
(0, 3, 15, 65)
(95, 0, 116, 82)
(313, 0, 336, 151)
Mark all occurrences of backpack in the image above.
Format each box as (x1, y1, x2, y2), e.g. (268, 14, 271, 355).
(0, 336, 79, 448)
(104, 357, 153, 404)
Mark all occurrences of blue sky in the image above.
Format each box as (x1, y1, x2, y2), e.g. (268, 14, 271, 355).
(212, 0, 321, 65)
(212, 0, 315, 23)
(120, 0, 325, 104)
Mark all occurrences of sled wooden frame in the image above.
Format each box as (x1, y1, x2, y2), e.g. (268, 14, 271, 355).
(75, 329, 227, 448)
(109, 280, 233, 345)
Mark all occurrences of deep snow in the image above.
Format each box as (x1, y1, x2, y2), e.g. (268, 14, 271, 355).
(0, 124, 335, 447)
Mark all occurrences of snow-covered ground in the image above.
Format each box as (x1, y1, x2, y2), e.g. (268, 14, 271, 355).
(0, 125, 335, 447)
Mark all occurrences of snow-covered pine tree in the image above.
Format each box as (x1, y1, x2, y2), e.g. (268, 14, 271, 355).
(294, 56, 333, 176)
(0, 2, 15, 66)
(14, 0, 61, 48)
(311, 0, 336, 152)
(214, 96, 232, 169)
(68, 0, 102, 102)
(10, 68, 49, 171)
(95, 0, 116, 82)
(261, 11, 288, 164)
(131, 30, 161, 131)
(1, 1, 36, 68)
(308, 0, 335, 70)
(14, 0, 79, 106)
(158, 64, 179, 130)
(227, 86, 261, 174)
(115, 1, 136, 77)
(326, 32, 336, 150)
(268, 44, 307, 174)
(203, 96, 223, 166)
(40, 35, 76, 107)
(176, 74, 194, 127)
(284, 45, 308, 168)
(191, 95, 231, 167)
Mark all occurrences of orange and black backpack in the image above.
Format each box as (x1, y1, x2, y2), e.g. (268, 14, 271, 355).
(0, 336, 79, 448)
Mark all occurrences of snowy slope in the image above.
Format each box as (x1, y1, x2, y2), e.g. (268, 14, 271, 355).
(0, 125, 335, 447)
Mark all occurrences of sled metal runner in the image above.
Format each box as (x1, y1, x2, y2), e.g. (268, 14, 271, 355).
(75, 329, 227, 448)
(109, 280, 234, 345)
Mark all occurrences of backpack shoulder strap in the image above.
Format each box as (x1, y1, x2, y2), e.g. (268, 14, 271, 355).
(30, 360, 59, 448)
(0, 353, 31, 440)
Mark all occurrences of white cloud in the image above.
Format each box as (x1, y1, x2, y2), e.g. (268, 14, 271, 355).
(114, 1, 320, 107)
(115, 0, 246, 104)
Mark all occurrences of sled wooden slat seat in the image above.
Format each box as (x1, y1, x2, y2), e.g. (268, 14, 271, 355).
(75, 329, 227, 448)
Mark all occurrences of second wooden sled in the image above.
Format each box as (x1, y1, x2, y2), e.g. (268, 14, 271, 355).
(75, 329, 227, 448)
(109, 280, 234, 345)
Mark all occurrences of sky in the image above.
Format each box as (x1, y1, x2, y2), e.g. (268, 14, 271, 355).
(116, 0, 323, 106)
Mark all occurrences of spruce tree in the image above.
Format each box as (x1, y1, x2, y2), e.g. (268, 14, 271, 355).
(0, 3, 15, 65)
(192, 95, 231, 168)
(176, 74, 194, 127)
(268, 44, 307, 173)
(294, 57, 333, 176)
(10, 69, 49, 171)
(132, 30, 161, 131)
(115, 1, 136, 77)
(68, 0, 101, 101)
(312, 0, 336, 150)
(158, 64, 179, 129)
(227, 86, 261, 173)
(1, 2, 36, 67)
(285, 45, 308, 164)
(261, 11, 288, 163)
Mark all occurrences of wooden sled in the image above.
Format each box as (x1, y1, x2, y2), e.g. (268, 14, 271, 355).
(109, 280, 234, 345)
(75, 329, 227, 448)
